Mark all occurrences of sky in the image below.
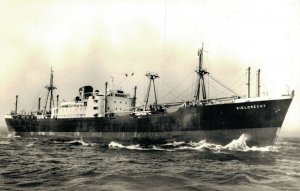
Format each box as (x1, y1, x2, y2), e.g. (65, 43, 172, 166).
(0, 0, 299, 135)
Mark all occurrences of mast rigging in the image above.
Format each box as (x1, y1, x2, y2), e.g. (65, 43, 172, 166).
(44, 67, 56, 114)
(194, 43, 209, 101)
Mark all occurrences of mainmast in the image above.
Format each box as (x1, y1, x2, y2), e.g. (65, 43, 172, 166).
(194, 43, 209, 101)
(44, 67, 56, 113)
(144, 72, 159, 109)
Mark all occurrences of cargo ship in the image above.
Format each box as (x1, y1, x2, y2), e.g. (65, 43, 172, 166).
(5, 46, 294, 146)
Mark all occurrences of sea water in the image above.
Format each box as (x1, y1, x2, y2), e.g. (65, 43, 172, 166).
(0, 131, 300, 191)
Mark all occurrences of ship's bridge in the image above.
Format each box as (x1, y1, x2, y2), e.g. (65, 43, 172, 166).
(79, 86, 93, 100)
(106, 89, 133, 114)
(108, 89, 131, 98)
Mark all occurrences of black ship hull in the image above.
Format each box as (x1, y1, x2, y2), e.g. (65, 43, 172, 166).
(5, 98, 293, 146)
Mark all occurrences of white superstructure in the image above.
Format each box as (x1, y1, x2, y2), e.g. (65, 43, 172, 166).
(51, 86, 134, 119)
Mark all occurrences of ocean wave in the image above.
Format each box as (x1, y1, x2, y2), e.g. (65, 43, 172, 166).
(7, 133, 21, 138)
(223, 134, 278, 152)
(26, 142, 35, 147)
(109, 141, 147, 150)
(220, 173, 257, 185)
(109, 141, 171, 151)
(65, 139, 92, 146)
(0, 140, 10, 145)
(50, 138, 98, 147)
(286, 172, 300, 177)
(108, 134, 277, 152)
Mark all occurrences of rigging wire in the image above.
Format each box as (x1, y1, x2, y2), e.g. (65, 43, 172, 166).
(168, 80, 197, 103)
(190, 76, 196, 100)
(207, 80, 225, 98)
(211, 72, 247, 98)
(158, 81, 186, 102)
(159, 70, 195, 102)
(207, 73, 240, 97)
(163, 0, 167, 47)
(22, 88, 47, 113)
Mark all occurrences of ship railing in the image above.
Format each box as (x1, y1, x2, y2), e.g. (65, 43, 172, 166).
(10, 113, 37, 120)
(202, 96, 240, 104)
(161, 102, 185, 107)
(53, 114, 86, 118)
(281, 89, 295, 97)
(131, 110, 151, 116)
(178, 96, 240, 107)
(130, 104, 166, 116)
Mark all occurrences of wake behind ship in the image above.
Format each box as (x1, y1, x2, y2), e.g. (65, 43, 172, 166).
(5, 46, 294, 146)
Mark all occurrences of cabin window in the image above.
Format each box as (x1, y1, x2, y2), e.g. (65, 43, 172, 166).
(114, 101, 116, 103)
(108, 107, 110, 110)
(120, 101, 122, 103)
(84, 102, 87, 106)
(94, 100, 98, 103)
(125, 102, 127, 104)
(93, 107, 98, 110)
(116, 108, 117, 110)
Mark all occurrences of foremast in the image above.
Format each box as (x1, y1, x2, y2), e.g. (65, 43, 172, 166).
(194, 43, 209, 101)
(44, 67, 56, 115)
